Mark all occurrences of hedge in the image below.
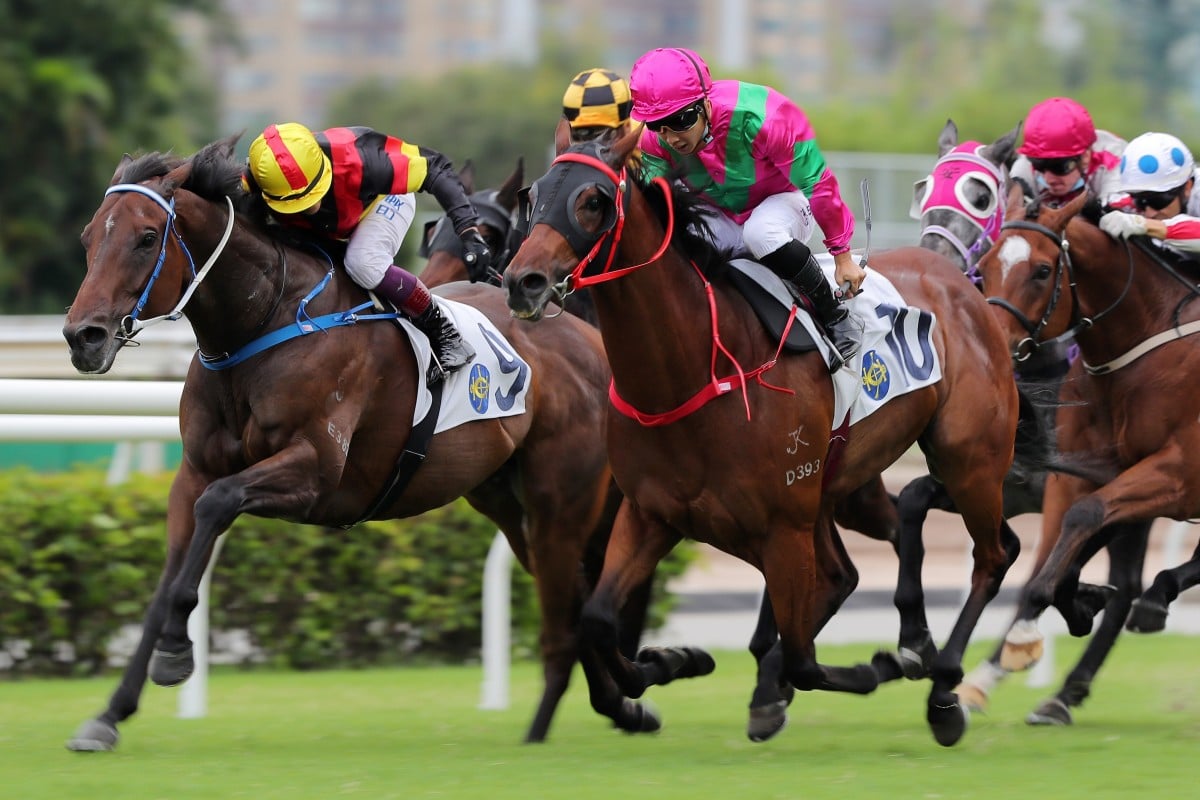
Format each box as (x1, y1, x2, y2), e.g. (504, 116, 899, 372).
(0, 467, 694, 676)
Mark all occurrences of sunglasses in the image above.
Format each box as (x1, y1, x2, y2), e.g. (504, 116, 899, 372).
(1029, 157, 1081, 176)
(1130, 189, 1181, 212)
(646, 104, 703, 134)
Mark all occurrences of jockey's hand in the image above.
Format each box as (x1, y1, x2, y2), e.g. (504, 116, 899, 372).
(460, 227, 493, 282)
(833, 251, 866, 299)
(1099, 210, 1148, 240)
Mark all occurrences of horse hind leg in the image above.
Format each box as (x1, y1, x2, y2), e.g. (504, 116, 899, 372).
(1130, 528, 1200, 633)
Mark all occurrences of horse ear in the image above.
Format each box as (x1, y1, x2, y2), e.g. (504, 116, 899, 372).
(495, 157, 524, 212)
(159, 160, 194, 200)
(1003, 181, 1026, 221)
(981, 121, 1023, 170)
(611, 123, 642, 169)
(937, 119, 959, 157)
(458, 160, 476, 195)
(110, 154, 134, 187)
(553, 118, 572, 157)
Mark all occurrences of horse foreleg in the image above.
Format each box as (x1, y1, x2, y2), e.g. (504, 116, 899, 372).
(926, 510, 1019, 748)
(151, 447, 322, 687)
(581, 502, 710, 704)
(1027, 522, 1149, 725)
(746, 594, 793, 743)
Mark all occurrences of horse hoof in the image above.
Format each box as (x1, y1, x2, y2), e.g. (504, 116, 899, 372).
(1126, 599, 1168, 633)
(1026, 697, 1073, 726)
(613, 699, 661, 735)
(65, 718, 119, 752)
(928, 700, 969, 747)
(747, 700, 789, 743)
(149, 646, 195, 687)
(954, 682, 990, 713)
(635, 646, 716, 681)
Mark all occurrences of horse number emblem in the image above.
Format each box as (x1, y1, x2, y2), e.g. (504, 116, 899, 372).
(861, 350, 890, 401)
(469, 363, 491, 414)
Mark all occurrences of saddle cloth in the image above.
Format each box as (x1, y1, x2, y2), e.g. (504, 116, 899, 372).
(399, 298, 531, 434)
(728, 255, 942, 429)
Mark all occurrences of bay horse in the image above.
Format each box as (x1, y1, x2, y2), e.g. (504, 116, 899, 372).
(914, 122, 1155, 725)
(503, 128, 1023, 747)
(60, 134, 668, 750)
(977, 190, 1200, 705)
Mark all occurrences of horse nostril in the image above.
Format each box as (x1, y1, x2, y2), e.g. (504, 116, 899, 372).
(518, 272, 549, 297)
(64, 324, 110, 351)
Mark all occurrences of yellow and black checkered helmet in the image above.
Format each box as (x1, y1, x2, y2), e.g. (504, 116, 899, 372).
(562, 69, 633, 130)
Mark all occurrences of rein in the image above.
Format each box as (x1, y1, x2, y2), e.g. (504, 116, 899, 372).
(543, 151, 794, 425)
(104, 183, 236, 338)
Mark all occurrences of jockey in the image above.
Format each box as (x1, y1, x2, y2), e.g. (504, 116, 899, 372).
(628, 47, 864, 369)
(558, 68, 635, 144)
(1010, 97, 1126, 208)
(1099, 132, 1200, 257)
(243, 123, 492, 385)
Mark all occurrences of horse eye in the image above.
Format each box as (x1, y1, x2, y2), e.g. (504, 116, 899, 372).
(138, 230, 157, 248)
(1033, 264, 1052, 280)
(583, 195, 604, 212)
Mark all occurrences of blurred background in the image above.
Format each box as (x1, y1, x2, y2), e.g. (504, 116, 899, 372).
(3, 0, 1199, 314)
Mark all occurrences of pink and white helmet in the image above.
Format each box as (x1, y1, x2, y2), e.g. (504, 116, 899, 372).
(629, 47, 712, 121)
(1018, 97, 1097, 158)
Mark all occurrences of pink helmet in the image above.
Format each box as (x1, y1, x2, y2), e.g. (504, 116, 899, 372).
(1018, 97, 1097, 158)
(629, 47, 712, 121)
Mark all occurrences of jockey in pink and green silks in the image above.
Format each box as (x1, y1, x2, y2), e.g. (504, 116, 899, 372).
(629, 47, 864, 369)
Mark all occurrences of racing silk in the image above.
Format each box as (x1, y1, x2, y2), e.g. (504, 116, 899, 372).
(254, 126, 476, 240)
(1158, 168, 1200, 256)
(638, 79, 855, 254)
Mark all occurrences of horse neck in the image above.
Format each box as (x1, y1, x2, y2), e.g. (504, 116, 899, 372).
(173, 192, 338, 356)
(1065, 217, 1177, 357)
(589, 192, 720, 412)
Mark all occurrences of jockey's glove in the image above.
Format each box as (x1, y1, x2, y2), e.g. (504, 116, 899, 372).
(1099, 210, 1148, 240)
(460, 227, 493, 282)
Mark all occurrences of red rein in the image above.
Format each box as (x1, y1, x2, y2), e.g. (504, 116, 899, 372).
(550, 152, 794, 426)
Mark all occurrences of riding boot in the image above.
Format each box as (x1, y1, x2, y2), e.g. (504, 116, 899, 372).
(760, 240, 860, 370)
(375, 265, 475, 385)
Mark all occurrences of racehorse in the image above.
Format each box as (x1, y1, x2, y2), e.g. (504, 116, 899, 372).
(913, 122, 1155, 725)
(503, 128, 1023, 747)
(977, 190, 1200, 699)
(60, 133, 662, 749)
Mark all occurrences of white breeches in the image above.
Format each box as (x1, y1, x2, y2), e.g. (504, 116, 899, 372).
(697, 190, 816, 259)
(344, 194, 417, 289)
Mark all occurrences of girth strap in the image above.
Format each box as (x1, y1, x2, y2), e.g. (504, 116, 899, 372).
(344, 379, 445, 528)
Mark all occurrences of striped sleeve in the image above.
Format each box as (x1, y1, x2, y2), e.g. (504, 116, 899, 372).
(1163, 215, 1200, 254)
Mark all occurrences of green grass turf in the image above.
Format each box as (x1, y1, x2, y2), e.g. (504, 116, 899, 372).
(2, 636, 1199, 799)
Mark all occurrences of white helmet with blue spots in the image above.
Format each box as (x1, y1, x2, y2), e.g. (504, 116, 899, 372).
(1119, 132, 1195, 193)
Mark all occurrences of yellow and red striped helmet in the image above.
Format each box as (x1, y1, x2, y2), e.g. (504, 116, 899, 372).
(247, 123, 333, 213)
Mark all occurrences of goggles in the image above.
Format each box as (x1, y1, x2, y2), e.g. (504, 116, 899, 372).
(646, 104, 704, 134)
(1028, 157, 1081, 176)
(1130, 188, 1182, 212)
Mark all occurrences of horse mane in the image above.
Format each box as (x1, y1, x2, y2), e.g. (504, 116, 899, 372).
(118, 151, 187, 185)
(634, 167, 732, 276)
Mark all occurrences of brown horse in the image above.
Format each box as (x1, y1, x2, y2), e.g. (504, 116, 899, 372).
(978, 191, 1200, 676)
(915, 123, 1155, 726)
(503, 129, 1022, 747)
(60, 134, 662, 750)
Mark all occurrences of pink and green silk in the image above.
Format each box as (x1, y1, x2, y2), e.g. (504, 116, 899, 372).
(638, 79, 855, 254)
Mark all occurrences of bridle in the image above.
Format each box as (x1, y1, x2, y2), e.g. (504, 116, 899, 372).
(985, 217, 1133, 361)
(102, 183, 235, 340)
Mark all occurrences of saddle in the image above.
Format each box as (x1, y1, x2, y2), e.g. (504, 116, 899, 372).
(723, 258, 821, 353)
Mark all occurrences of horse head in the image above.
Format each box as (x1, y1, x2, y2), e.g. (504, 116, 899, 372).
(64, 134, 308, 374)
(420, 158, 524, 287)
(914, 119, 1022, 275)
(978, 190, 1094, 360)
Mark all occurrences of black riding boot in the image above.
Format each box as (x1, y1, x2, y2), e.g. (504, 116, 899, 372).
(760, 240, 860, 370)
(411, 301, 476, 385)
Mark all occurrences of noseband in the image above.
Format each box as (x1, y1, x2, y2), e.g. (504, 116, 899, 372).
(985, 218, 1132, 361)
